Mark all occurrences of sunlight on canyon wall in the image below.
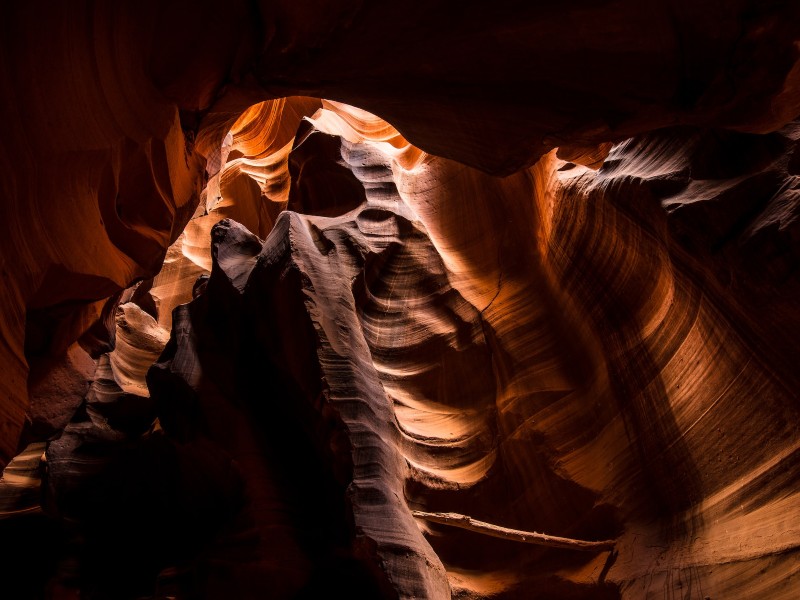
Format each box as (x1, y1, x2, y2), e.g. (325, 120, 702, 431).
(1, 2, 800, 598)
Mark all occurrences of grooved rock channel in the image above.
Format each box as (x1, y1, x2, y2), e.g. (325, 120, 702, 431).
(2, 2, 800, 598)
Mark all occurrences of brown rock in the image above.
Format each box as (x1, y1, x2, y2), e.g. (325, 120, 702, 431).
(2, 3, 800, 599)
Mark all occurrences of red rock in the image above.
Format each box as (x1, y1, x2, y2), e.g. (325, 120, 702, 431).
(1, 3, 800, 598)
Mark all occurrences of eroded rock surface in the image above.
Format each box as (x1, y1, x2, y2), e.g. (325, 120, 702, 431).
(4, 1, 800, 466)
(139, 114, 798, 598)
(2, 3, 800, 599)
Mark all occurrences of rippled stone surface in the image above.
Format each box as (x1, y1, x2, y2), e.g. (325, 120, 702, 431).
(142, 112, 799, 598)
(2, 3, 800, 598)
(4, 1, 800, 466)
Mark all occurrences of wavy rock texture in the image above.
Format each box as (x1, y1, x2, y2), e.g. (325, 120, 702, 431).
(152, 109, 800, 598)
(150, 97, 322, 330)
(2, 2, 800, 599)
(4, 0, 800, 467)
(0, 295, 176, 598)
(0, 2, 211, 466)
(549, 125, 800, 599)
(252, 1, 800, 174)
(147, 149, 463, 598)
(3, 104, 800, 599)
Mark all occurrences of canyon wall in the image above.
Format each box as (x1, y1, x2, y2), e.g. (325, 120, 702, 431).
(1, 2, 800, 598)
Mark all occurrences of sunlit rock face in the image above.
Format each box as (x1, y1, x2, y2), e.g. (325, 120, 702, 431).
(538, 126, 800, 599)
(2, 2, 800, 598)
(3, 0, 800, 465)
(144, 108, 800, 599)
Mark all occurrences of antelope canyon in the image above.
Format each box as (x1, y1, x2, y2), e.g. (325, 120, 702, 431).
(1, 2, 800, 599)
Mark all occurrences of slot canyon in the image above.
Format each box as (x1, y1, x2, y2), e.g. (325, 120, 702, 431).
(2, 2, 800, 598)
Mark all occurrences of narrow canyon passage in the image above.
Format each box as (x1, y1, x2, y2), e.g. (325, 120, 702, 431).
(2, 3, 800, 599)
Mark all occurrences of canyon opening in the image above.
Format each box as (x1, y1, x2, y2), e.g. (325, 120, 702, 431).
(2, 3, 800, 599)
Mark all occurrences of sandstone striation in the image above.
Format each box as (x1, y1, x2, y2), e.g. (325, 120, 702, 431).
(1, 2, 800, 599)
(3, 0, 800, 465)
(144, 112, 799, 597)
